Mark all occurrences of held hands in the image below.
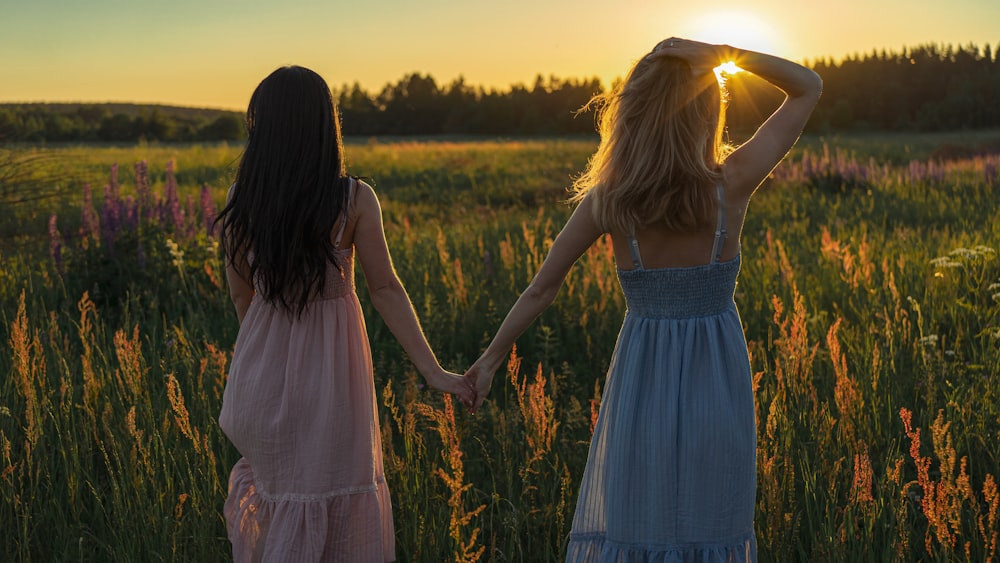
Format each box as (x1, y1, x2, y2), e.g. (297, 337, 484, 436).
(463, 358, 499, 414)
(424, 368, 476, 410)
(423, 360, 496, 414)
(423, 357, 499, 414)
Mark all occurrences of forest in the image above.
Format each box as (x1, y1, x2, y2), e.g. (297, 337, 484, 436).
(1, 41, 998, 143)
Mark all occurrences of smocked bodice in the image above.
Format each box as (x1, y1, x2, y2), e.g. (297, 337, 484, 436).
(314, 248, 355, 300)
(616, 255, 740, 319)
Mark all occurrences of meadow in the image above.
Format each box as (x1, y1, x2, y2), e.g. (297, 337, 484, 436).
(1, 133, 999, 562)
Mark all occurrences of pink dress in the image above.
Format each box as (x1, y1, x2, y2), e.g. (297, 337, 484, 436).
(219, 185, 394, 562)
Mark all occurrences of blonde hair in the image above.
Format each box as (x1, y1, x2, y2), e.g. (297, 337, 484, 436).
(571, 53, 730, 234)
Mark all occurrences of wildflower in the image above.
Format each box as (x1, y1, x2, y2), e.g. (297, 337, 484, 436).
(166, 373, 201, 452)
(101, 183, 122, 254)
(918, 335, 939, 347)
(165, 238, 185, 270)
(80, 183, 99, 244)
(200, 184, 217, 237)
(135, 160, 152, 215)
(949, 248, 973, 259)
(122, 195, 138, 230)
(851, 447, 875, 507)
(164, 159, 184, 233)
(930, 256, 961, 269)
(948, 246, 995, 261)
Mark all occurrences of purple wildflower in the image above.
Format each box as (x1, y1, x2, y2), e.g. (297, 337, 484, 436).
(135, 160, 152, 219)
(164, 159, 184, 234)
(200, 184, 217, 237)
(801, 151, 814, 179)
(123, 195, 138, 230)
(80, 183, 99, 246)
(101, 184, 121, 255)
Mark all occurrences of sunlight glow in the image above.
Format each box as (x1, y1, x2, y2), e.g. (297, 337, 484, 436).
(682, 10, 782, 55)
(712, 61, 743, 84)
(716, 61, 743, 75)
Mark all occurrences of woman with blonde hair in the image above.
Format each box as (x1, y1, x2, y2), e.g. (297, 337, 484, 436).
(466, 38, 822, 561)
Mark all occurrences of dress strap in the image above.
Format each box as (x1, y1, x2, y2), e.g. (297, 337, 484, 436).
(709, 182, 727, 264)
(626, 233, 644, 270)
(333, 178, 354, 248)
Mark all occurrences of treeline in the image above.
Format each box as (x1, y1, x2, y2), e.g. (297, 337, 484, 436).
(0, 104, 245, 144)
(2, 42, 998, 144)
(335, 74, 603, 136)
(809, 42, 1000, 131)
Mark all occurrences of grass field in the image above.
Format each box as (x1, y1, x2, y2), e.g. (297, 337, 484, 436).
(1, 133, 999, 561)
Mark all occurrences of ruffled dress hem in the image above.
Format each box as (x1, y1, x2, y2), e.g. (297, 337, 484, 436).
(225, 458, 395, 563)
(565, 531, 757, 563)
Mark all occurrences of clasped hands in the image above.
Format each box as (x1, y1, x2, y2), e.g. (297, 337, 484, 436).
(424, 358, 496, 414)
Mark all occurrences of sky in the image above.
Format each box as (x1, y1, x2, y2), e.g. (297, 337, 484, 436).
(1, 0, 997, 111)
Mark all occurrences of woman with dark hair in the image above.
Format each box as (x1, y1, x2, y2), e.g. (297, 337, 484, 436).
(465, 39, 822, 561)
(217, 65, 473, 562)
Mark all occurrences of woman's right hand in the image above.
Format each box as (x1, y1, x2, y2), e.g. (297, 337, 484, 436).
(425, 368, 476, 410)
(464, 360, 498, 414)
(646, 37, 731, 74)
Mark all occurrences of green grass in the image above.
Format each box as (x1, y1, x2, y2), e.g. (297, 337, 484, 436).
(1, 134, 999, 561)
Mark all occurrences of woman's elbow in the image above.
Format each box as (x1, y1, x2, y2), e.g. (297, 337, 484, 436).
(803, 70, 823, 100)
(523, 280, 560, 307)
(368, 278, 406, 308)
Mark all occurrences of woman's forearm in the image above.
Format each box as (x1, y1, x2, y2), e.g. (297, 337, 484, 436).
(370, 281, 442, 377)
(726, 46, 823, 99)
(478, 282, 558, 372)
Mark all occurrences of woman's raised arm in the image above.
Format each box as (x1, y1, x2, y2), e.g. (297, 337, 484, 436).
(650, 38, 823, 199)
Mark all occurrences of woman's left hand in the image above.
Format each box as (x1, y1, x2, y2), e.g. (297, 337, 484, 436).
(426, 369, 476, 410)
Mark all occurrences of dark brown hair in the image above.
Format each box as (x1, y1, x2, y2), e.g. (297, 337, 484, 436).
(216, 66, 351, 316)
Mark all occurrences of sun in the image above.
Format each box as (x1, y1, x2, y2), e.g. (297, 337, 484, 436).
(682, 10, 782, 56)
(713, 60, 742, 85)
(716, 61, 742, 74)
(679, 10, 781, 81)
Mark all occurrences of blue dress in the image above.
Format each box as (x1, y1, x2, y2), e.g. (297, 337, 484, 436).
(565, 189, 757, 562)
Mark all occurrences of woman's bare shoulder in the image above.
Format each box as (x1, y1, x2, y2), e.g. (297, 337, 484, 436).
(349, 178, 380, 213)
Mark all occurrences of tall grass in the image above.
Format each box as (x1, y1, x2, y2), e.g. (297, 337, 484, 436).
(1, 136, 999, 561)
